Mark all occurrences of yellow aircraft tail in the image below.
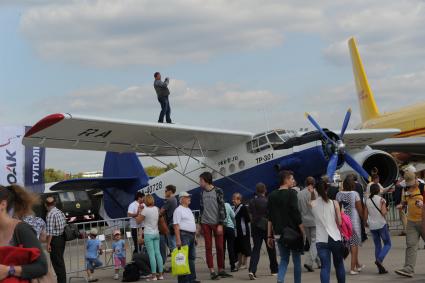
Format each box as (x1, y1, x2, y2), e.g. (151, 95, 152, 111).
(348, 37, 380, 123)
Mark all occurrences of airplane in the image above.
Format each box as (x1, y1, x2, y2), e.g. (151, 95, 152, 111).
(348, 37, 425, 161)
(22, 111, 399, 219)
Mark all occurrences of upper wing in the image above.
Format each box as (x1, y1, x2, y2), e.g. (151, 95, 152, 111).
(338, 129, 401, 149)
(23, 113, 253, 156)
(371, 137, 425, 156)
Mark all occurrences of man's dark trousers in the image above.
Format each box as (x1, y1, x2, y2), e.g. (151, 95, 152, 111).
(249, 227, 278, 274)
(158, 96, 171, 123)
(50, 235, 66, 283)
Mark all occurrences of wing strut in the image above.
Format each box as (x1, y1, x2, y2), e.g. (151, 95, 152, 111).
(146, 132, 254, 193)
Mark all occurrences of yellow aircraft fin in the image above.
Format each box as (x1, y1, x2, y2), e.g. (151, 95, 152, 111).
(348, 37, 380, 123)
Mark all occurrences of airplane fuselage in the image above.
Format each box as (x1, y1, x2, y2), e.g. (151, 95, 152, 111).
(360, 102, 425, 138)
(141, 132, 330, 209)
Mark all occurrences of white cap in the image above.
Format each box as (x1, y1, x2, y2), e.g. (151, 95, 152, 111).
(179, 192, 191, 197)
(403, 165, 417, 174)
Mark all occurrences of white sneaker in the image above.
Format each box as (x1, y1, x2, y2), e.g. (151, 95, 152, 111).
(114, 274, 119, 280)
(349, 270, 359, 275)
(356, 264, 366, 272)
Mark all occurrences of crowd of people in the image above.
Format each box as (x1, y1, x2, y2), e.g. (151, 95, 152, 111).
(1, 165, 425, 283)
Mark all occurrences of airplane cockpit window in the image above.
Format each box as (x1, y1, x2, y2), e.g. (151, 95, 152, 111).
(247, 130, 286, 153)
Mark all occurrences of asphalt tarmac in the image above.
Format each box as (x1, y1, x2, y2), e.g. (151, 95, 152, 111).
(62, 231, 425, 283)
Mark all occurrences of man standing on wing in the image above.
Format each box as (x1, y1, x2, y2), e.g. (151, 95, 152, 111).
(199, 172, 232, 280)
(153, 72, 172, 124)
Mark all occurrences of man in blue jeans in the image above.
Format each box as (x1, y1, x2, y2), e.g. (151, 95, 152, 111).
(267, 171, 304, 283)
(153, 72, 172, 123)
(174, 192, 199, 283)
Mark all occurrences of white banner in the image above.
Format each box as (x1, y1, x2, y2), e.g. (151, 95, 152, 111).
(0, 126, 25, 186)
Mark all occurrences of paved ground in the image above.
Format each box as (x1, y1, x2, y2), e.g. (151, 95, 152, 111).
(66, 232, 425, 283)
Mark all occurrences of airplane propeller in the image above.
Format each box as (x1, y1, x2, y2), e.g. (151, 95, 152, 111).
(305, 109, 370, 181)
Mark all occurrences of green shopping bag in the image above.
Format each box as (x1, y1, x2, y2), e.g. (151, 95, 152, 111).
(171, 245, 191, 276)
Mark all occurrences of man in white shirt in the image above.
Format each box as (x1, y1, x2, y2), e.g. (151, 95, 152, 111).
(366, 174, 385, 196)
(128, 191, 145, 253)
(174, 192, 199, 283)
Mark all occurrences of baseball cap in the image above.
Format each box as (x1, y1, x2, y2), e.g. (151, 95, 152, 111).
(403, 165, 417, 174)
(90, 228, 98, 235)
(113, 230, 121, 236)
(404, 171, 417, 187)
(179, 192, 191, 197)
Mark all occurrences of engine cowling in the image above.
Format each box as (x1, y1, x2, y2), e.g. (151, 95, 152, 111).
(339, 149, 399, 188)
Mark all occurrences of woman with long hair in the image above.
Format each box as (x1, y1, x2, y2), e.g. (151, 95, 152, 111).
(312, 180, 345, 283)
(12, 188, 47, 242)
(336, 176, 364, 275)
(137, 194, 164, 281)
(0, 185, 48, 280)
(364, 183, 391, 274)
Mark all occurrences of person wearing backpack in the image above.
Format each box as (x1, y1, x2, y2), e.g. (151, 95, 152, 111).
(336, 176, 364, 275)
(364, 184, 391, 274)
(395, 171, 424, 278)
(312, 180, 345, 283)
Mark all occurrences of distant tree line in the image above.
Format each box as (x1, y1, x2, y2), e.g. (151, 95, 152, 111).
(44, 163, 177, 183)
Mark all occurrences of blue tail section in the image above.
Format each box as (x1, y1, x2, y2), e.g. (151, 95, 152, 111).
(102, 152, 149, 218)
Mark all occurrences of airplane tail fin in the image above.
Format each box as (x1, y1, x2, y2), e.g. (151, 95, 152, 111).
(348, 37, 380, 123)
(102, 152, 150, 218)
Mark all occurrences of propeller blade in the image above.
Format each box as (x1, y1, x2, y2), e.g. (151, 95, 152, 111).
(326, 153, 339, 180)
(340, 108, 352, 138)
(344, 153, 370, 180)
(305, 113, 335, 144)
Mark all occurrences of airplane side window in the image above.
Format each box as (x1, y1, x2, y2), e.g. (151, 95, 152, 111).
(219, 167, 226, 176)
(229, 163, 236, 173)
(238, 160, 245, 169)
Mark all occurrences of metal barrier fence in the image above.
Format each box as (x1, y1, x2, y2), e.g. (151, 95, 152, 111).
(382, 192, 403, 231)
(66, 217, 134, 282)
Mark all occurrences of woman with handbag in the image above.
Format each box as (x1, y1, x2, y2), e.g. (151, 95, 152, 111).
(364, 183, 391, 274)
(137, 194, 165, 281)
(312, 180, 345, 283)
(0, 185, 48, 282)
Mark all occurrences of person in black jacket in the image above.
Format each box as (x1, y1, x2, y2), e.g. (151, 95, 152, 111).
(233, 193, 251, 271)
(267, 170, 304, 283)
(248, 183, 278, 280)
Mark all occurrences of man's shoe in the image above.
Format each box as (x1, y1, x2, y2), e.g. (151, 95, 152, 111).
(304, 264, 314, 272)
(218, 271, 233, 278)
(399, 231, 407, 236)
(210, 272, 220, 280)
(192, 281, 201, 283)
(230, 268, 239, 272)
(248, 272, 256, 280)
(395, 269, 414, 278)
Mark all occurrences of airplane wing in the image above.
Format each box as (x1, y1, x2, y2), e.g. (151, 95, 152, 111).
(370, 137, 425, 156)
(48, 177, 140, 191)
(338, 129, 401, 149)
(22, 113, 253, 157)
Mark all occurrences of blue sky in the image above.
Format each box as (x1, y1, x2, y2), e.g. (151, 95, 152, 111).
(2, 1, 425, 172)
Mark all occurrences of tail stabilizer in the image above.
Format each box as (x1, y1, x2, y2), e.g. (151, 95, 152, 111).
(348, 37, 380, 123)
(102, 152, 150, 218)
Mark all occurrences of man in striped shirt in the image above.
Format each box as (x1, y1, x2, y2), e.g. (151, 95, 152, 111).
(45, 197, 67, 283)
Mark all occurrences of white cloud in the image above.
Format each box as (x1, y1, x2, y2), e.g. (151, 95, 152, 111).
(20, 0, 324, 67)
(39, 79, 283, 114)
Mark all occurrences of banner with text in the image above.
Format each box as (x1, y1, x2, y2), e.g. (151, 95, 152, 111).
(0, 126, 25, 186)
(0, 126, 46, 192)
